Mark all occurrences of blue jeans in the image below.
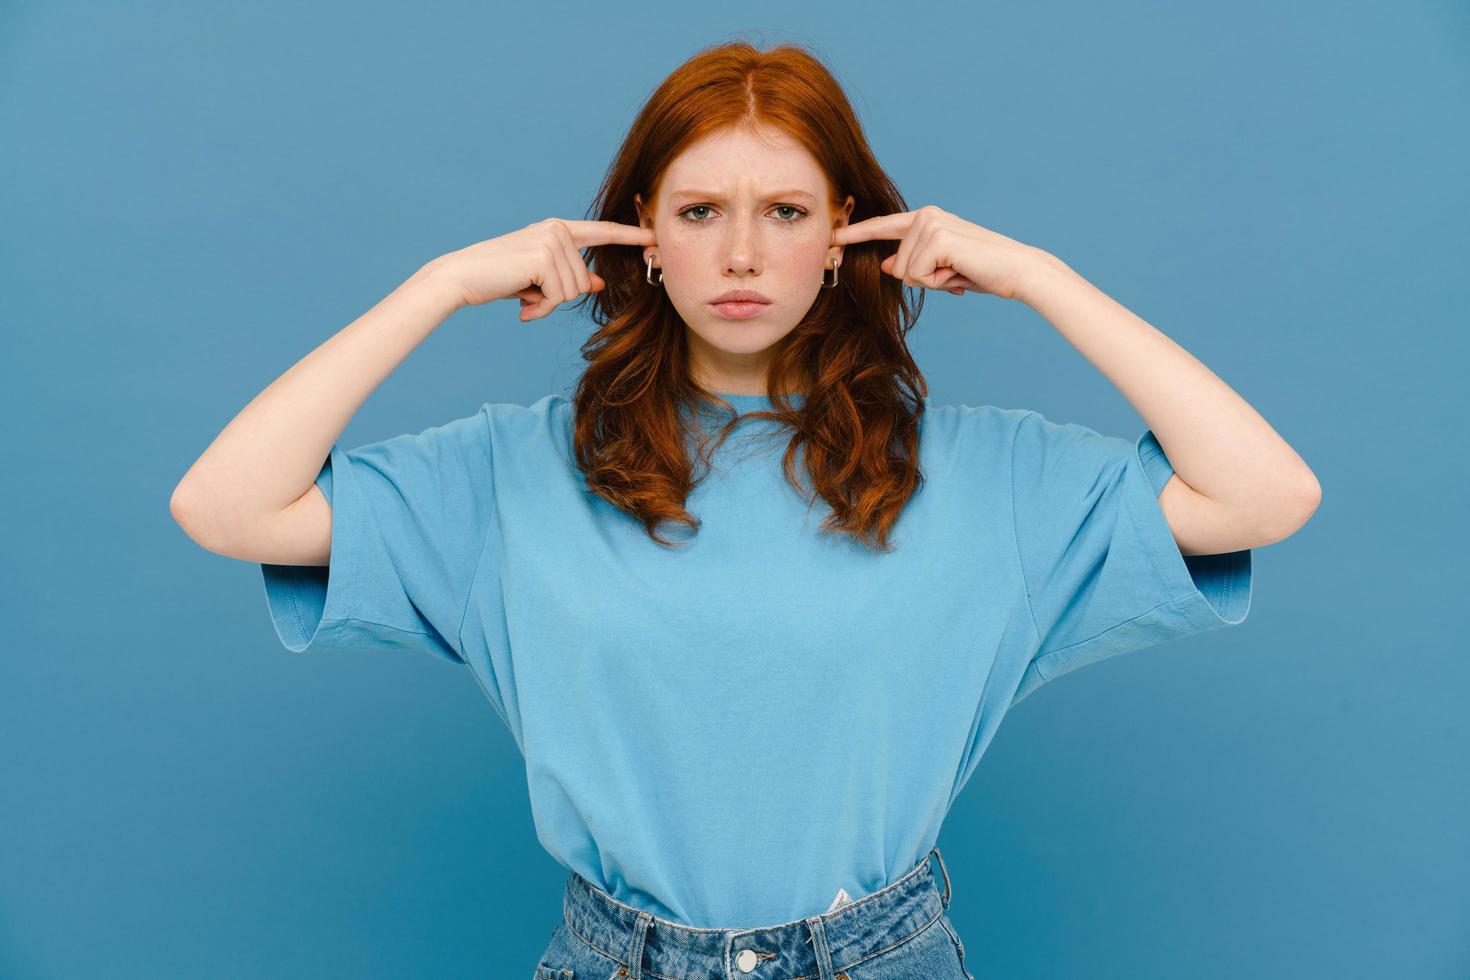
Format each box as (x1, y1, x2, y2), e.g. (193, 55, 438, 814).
(532, 846, 976, 979)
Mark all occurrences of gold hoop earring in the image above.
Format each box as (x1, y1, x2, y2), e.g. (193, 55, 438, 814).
(646, 254, 663, 286)
(822, 256, 840, 289)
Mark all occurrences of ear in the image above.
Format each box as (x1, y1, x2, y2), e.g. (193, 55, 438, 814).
(634, 193, 658, 264)
(831, 194, 855, 260)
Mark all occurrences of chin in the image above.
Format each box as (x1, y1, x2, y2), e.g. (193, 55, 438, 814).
(701, 333, 790, 357)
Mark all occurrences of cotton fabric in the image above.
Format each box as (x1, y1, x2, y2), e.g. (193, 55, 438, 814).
(259, 392, 1252, 929)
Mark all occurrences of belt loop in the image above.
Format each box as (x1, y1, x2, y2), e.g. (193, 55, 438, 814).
(804, 915, 837, 980)
(930, 845, 952, 910)
(626, 910, 654, 979)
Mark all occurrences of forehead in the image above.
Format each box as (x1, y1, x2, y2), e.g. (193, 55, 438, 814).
(660, 126, 828, 201)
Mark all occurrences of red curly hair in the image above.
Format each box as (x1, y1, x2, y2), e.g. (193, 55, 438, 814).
(568, 39, 930, 552)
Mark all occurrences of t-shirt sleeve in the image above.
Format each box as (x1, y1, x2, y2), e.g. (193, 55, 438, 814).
(258, 406, 494, 665)
(1008, 410, 1253, 707)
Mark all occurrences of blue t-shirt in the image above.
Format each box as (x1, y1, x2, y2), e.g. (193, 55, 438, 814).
(259, 392, 1252, 929)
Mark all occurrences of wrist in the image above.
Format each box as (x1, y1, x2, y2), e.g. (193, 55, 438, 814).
(1012, 248, 1079, 307)
(406, 256, 468, 315)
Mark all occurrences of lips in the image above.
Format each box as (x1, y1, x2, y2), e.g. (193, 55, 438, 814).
(710, 290, 772, 305)
(708, 297, 771, 319)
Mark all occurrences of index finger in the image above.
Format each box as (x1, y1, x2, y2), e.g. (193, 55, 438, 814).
(565, 219, 658, 248)
(831, 211, 916, 246)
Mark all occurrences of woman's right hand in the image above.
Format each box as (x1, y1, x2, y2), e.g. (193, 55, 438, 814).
(432, 218, 657, 321)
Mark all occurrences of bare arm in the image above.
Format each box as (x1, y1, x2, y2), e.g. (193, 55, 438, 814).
(1012, 253, 1321, 552)
(169, 217, 654, 564)
(168, 258, 464, 561)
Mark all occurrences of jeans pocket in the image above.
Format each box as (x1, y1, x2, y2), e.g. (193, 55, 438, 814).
(533, 966, 573, 980)
(937, 914, 975, 980)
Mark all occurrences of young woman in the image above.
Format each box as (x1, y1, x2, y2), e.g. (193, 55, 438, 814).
(171, 40, 1318, 980)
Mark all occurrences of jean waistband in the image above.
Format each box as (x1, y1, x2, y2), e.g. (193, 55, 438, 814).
(560, 845, 953, 980)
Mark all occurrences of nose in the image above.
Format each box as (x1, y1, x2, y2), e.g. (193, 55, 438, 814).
(722, 214, 761, 275)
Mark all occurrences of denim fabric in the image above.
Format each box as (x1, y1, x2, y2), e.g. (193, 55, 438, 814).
(531, 846, 975, 980)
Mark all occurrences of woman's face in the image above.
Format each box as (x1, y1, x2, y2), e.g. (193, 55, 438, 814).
(635, 125, 854, 395)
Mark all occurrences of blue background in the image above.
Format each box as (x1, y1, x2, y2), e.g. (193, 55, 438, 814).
(3, 1, 1465, 977)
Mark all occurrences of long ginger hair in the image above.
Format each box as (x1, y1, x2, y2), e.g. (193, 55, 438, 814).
(568, 39, 930, 552)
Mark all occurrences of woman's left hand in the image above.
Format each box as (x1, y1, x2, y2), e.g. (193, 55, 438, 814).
(832, 205, 1046, 302)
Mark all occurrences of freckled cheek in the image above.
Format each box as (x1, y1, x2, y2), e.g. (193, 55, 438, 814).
(653, 229, 700, 275)
(770, 245, 829, 281)
(656, 241, 705, 278)
(660, 234, 824, 278)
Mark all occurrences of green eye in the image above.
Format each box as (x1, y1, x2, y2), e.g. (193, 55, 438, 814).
(676, 205, 810, 224)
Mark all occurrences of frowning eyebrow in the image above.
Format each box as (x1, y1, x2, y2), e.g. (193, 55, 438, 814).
(668, 189, 818, 203)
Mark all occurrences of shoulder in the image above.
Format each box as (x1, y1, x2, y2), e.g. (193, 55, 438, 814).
(481, 393, 577, 468)
(1005, 406, 1134, 472)
(483, 392, 569, 429)
(919, 398, 1035, 462)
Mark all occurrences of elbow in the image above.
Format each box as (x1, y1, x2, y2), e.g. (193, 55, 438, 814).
(170, 480, 204, 530)
(1260, 476, 1322, 543)
(1294, 471, 1323, 526)
(169, 487, 206, 547)
(170, 484, 227, 553)
(169, 485, 193, 528)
